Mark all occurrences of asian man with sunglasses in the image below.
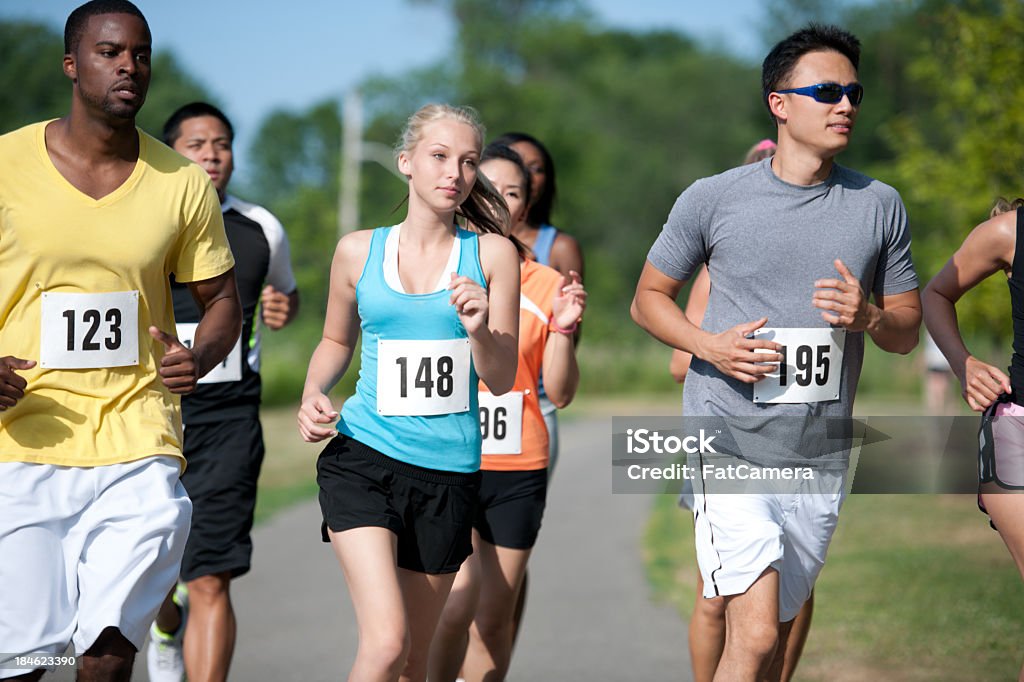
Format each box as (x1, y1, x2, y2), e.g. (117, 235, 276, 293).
(632, 24, 921, 682)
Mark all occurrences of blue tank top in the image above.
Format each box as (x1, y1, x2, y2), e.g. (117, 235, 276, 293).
(532, 224, 560, 398)
(337, 226, 486, 472)
(533, 224, 558, 266)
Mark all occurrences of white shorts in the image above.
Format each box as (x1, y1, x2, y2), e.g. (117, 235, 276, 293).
(0, 457, 190, 678)
(692, 468, 845, 622)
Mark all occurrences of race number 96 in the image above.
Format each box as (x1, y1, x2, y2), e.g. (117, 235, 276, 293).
(479, 391, 523, 455)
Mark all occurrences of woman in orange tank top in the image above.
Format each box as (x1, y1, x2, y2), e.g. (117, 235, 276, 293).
(429, 144, 587, 682)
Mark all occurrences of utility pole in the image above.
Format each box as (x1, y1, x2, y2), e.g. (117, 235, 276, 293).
(339, 89, 407, 238)
(339, 90, 362, 239)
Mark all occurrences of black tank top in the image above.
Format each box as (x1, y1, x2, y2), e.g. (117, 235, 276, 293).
(1008, 207, 1024, 394)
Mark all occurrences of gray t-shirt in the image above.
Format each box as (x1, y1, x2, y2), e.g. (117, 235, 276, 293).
(648, 158, 918, 462)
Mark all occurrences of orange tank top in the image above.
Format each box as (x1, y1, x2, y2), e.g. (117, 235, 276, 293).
(479, 260, 563, 471)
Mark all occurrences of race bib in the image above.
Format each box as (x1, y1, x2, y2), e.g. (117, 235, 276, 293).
(479, 391, 524, 455)
(176, 322, 243, 384)
(377, 338, 471, 416)
(752, 328, 845, 404)
(40, 291, 139, 369)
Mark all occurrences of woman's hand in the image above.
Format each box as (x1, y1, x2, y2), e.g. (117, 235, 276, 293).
(961, 356, 1012, 412)
(449, 273, 489, 335)
(551, 270, 587, 331)
(298, 392, 339, 442)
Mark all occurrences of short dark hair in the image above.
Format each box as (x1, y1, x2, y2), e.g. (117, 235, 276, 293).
(491, 132, 557, 227)
(482, 142, 532, 209)
(65, 0, 149, 54)
(762, 23, 861, 122)
(163, 102, 234, 147)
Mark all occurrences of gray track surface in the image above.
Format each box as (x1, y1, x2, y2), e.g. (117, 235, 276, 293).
(74, 416, 689, 681)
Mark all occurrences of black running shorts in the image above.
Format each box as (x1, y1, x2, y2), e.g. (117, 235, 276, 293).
(317, 434, 480, 574)
(474, 468, 548, 550)
(180, 415, 265, 582)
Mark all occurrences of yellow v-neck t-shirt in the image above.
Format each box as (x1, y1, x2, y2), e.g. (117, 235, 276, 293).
(0, 121, 234, 468)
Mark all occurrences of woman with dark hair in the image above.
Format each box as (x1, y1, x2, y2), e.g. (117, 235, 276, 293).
(491, 132, 584, 281)
(429, 142, 586, 682)
(491, 132, 584, 477)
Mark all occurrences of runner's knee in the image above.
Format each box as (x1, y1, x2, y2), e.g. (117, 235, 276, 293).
(187, 572, 231, 600)
(727, 619, 778, 661)
(694, 594, 726, 623)
(360, 628, 409, 676)
(472, 609, 514, 645)
(437, 598, 474, 636)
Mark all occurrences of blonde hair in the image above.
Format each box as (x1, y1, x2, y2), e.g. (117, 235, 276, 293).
(990, 196, 1024, 219)
(395, 104, 510, 238)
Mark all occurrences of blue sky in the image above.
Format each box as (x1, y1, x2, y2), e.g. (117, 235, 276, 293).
(0, 0, 766, 179)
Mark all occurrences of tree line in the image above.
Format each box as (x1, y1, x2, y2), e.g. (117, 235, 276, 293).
(4, 0, 1022, 397)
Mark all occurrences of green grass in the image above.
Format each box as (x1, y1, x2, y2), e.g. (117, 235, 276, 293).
(645, 492, 1024, 680)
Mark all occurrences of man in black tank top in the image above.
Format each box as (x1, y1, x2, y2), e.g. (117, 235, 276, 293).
(146, 102, 299, 682)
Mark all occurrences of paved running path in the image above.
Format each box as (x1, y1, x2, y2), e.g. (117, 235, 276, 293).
(131, 415, 690, 681)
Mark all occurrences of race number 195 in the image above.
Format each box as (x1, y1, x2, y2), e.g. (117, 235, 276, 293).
(752, 328, 845, 404)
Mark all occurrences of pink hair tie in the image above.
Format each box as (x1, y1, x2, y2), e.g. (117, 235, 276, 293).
(755, 139, 777, 152)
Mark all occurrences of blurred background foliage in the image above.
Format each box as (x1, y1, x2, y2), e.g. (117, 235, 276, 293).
(4, 0, 1022, 405)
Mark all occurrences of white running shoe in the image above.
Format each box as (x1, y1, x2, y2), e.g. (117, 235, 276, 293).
(146, 584, 188, 682)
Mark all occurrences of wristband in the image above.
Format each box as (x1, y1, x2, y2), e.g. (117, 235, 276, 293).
(549, 320, 578, 335)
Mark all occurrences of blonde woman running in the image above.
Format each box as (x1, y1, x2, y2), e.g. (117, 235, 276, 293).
(297, 104, 520, 682)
